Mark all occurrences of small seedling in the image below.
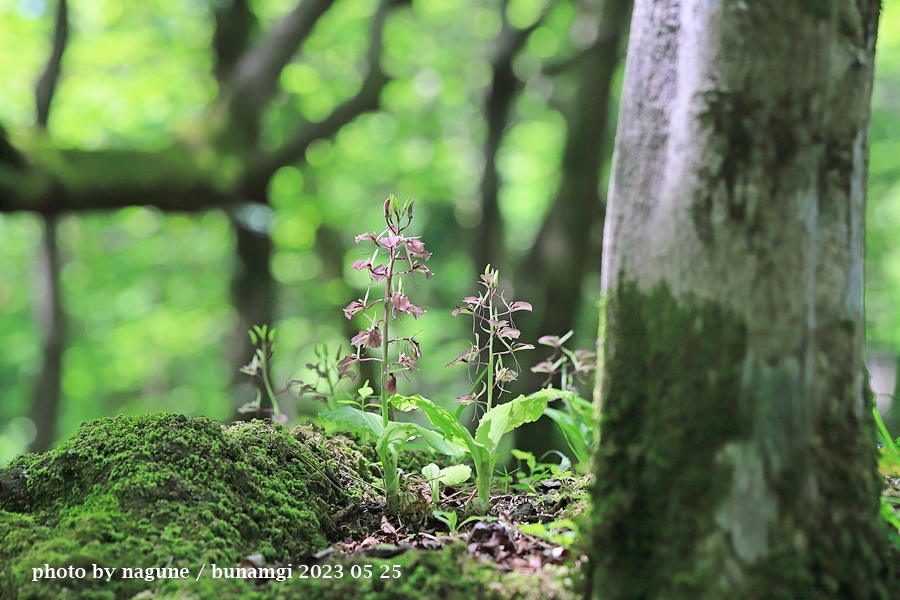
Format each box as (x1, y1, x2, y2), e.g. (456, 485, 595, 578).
(517, 519, 580, 548)
(421, 462, 472, 505)
(238, 325, 286, 422)
(432, 510, 496, 536)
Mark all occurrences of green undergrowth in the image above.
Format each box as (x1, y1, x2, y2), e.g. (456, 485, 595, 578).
(0, 413, 578, 599)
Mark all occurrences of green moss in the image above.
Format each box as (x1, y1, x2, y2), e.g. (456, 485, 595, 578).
(591, 280, 898, 599)
(591, 281, 752, 598)
(0, 414, 371, 599)
(0, 413, 579, 599)
(137, 543, 579, 599)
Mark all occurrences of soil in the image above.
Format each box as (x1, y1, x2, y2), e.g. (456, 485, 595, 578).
(0, 413, 588, 599)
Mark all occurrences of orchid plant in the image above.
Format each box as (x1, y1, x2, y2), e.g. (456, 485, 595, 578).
(320, 197, 462, 515)
(390, 267, 555, 515)
(338, 195, 431, 427)
(315, 197, 558, 516)
(532, 331, 597, 465)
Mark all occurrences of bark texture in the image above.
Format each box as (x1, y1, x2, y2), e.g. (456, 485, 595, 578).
(591, 1, 893, 598)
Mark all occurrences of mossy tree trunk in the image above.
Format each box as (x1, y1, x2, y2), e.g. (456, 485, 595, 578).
(590, 1, 892, 598)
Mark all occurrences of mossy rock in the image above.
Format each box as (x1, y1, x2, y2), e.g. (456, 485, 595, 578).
(0, 413, 372, 598)
(0, 413, 579, 599)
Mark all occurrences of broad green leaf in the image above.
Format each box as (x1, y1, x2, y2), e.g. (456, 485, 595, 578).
(422, 463, 440, 481)
(378, 421, 419, 453)
(544, 406, 590, 464)
(389, 394, 475, 448)
(416, 425, 467, 458)
(437, 464, 472, 485)
(320, 406, 383, 438)
(474, 391, 552, 453)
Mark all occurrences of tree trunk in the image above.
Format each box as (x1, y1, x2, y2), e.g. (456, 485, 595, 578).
(28, 214, 65, 452)
(590, 1, 894, 598)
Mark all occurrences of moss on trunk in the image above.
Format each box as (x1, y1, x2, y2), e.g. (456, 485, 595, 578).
(590, 281, 897, 600)
(591, 281, 751, 598)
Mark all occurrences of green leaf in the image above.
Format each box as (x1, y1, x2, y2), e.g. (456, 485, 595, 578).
(416, 426, 467, 458)
(510, 448, 537, 474)
(432, 510, 459, 534)
(378, 421, 419, 453)
(437, 464, 471, 485)
(474, 391, 551, 454)
(422, 463, 440, 481)
(320, 406, 383, 438)
(358, 381, 374, 398)
(389, 394, 475, 449)
(543, 407, 590, 464)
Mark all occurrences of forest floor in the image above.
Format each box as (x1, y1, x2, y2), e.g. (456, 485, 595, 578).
(0, 413, 587, 599)
(4, 411, 900, 599)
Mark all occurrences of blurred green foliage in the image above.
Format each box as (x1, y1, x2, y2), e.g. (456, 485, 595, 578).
(1, 0, 900, 464)
(868, 2, 900, 351)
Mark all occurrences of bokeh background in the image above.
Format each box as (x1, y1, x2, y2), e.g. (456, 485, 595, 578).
(1, 0, 899, 465)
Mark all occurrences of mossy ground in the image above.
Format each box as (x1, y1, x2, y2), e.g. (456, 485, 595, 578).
(0, 413, 579, 600)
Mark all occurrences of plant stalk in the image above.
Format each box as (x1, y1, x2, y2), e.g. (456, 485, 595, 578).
(381, 251, 393, 428)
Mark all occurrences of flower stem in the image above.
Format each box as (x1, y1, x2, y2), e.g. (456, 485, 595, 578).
(381, 253, 392, 428)
(260, 347, 280, 417)
(486, 296, 496, 413)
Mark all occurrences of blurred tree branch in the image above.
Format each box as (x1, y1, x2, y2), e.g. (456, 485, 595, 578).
(0, 0, 395, 216)
(255, 0, 392, 182)
(225, 0, 336, 147)
(212, 0, 258, 82)
(35, 0, 67, 128)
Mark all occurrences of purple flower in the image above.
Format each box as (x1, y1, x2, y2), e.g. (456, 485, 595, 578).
(370, 265, 388, 282)
(397, 353, 418, 371)
(406, 238, 431, 260)
(447, 345, 480, 367)
(343, 300, 366, 319)
(412, 263, 433, 279)
(531, 360, 555, 374)
(351, 327, 382, 349)
(457, 394, 479, 405)
(495, 367, 518, 382)
(497, 327, 520, 340)
(391, 292, 410, 312)
(337, 355, 358, 379)
(538, 335, 562, 348)
(381, 234, 402, 249)
(384, 373, 397, 394)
